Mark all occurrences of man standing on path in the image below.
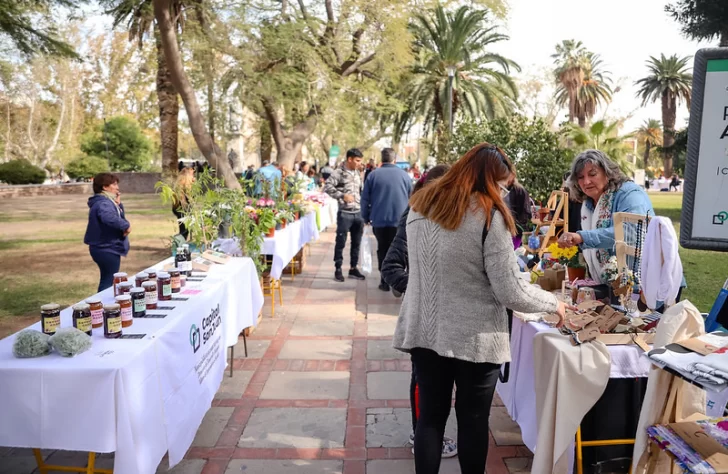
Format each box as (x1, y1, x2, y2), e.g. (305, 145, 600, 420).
(257, 160, 282, 196)
(324, 148, 367, 282)
(361, 148, 412, 291)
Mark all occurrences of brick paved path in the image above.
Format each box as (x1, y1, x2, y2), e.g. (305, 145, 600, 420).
(0, 230, 533, 474)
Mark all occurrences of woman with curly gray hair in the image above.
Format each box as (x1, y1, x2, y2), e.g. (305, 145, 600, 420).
(558, 149, 653, 283)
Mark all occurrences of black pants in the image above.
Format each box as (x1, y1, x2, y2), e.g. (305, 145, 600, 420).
(410, 360, 418, 432)
(90, 247, 121, 293)
(411, 348, 500, 474)
(373, 226, 397, 284)
(334, 211, 364, 269)
(173, 207, 189, 239)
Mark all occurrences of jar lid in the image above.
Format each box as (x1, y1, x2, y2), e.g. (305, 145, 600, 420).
(72, 303, 90, 311)
(135, 272, 149, 279)
(169, 269, 180, 275)
(85, 297, 101, 304)
(130, 287, 145, 294)
(142, 281, 157, 288)
(104, 303, 120, 311)
(41, 303, 60, 311)
(115, 295, 131, 301)
(113, 272, 128, 278)
(145, 269, 157, 274)
(157, 271, 170, 278)
(119, 281, 134, 288)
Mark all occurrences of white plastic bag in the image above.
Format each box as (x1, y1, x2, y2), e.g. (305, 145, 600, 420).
(361, 226, 373, 275)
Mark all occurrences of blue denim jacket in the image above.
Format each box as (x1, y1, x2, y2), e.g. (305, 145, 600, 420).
(577, 181, 654, 251)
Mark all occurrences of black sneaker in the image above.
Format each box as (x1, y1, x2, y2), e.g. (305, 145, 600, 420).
(348, 268, 366, 280)
(334, 268, 344, 282)
(378, 282, 390, 292)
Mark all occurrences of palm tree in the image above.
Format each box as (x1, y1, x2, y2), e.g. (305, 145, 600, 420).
(635, 54, 692, 177)
(634, 119, 662, 167)
(552, 40, 589, 124)
(565, 119, 634, 174)
(406, 5, 520, 135)
(555, 52, 612, 127)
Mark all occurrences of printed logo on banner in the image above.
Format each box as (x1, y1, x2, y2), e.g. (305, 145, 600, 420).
(190, 324, 201, 353)
(713, 211, 728, 226)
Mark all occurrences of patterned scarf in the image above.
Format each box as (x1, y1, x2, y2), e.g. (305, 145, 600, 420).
(100, 190, 122, 217)
(581, 190, 614, 283)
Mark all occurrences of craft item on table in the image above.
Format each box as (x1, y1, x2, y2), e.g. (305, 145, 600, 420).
(12, 329, 51, 358)
(86, 297, 103, 329)
(103, 303, 123, 339)
(647, 418, 728, 474)
(116, 295, 133, 328)
(48, 327, 92, 357)
(131, 288, 146, 318)
(157, 272, 172, 301)
(142, 280, 158, 310)
(72, 303, 93, 336)
(648, 342, 728, 391)
(640, 216, 683, 310)
(40, 303, 61, 336)
(576, 287, 596, 305)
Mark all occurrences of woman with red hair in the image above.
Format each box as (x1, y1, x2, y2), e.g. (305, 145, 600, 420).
(392, 143, 567, 474)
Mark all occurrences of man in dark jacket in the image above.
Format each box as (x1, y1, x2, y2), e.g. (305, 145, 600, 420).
(361, 148, 412, 291)
(84, 173, 131, 292)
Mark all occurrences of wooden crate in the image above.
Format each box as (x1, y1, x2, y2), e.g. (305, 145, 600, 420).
(282, 247, 307, 275)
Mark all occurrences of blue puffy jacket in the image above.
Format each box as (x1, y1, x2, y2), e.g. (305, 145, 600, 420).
(84, 194, 130, 256)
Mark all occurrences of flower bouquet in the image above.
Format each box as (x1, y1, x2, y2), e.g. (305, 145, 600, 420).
(547, 242, 585, 281)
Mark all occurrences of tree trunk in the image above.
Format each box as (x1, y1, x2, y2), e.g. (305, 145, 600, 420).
(260, 122, 272, 163)
(194, 4, 216, 144)
(27, 97, 39, 163)
(262, 98, 317, 170)
(153, 0, 240, 189)
(5, 98, 10, 162)
(40, 92, 66, 170)
(643, 141, 651, 167)
(578, 115, 586, 128)
(155, 29, 180, 175)
(661, 91, 677, 178)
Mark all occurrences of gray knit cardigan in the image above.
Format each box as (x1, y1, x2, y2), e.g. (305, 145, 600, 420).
(392, 207, 559, 364)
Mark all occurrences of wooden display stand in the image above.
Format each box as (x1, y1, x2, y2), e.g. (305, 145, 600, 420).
(531, 190, 569, 257)
(613, 212, 651, 271)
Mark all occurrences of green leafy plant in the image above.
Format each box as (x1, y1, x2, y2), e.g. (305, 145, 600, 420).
(81, 116, 153, 172)
(257, 207, 276, 232)
(0, 159, 46, 184)
(65, 156, 110, 180)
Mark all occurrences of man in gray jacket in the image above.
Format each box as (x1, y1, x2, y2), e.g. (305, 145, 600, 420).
(324, 148, 366, 282)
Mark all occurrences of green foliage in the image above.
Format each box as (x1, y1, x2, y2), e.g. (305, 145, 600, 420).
(666, 0, 728, 46)
(452, 116, 571, 203)
(0, 159, 46, 185)
(563, 120, 634, 175)
(65, 156, 110, 180)
(0, 0, 81, 57)
(80, 116, 153, 172)
(635, 54, 692, 108)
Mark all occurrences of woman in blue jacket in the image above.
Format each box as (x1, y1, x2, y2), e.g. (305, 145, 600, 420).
(84, 173, 131, 292)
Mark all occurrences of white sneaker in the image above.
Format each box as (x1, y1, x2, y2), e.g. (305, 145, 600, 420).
(409, 434, 458, 458)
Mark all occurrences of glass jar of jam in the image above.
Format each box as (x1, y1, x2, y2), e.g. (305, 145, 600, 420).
(115, 295, 133, 328)
(157, 271, 172, 301)
(142, 281, 158, 310)
(113, 272, 128, 296)
(146, 269, 157, 281)
(103, 303, 122, 338)
(169, 269, 181, 294)
(130, 288, 146, 318)
(41, 303, 61, 335)
(118, 281, 134, 295)
(86, 297, 104, 329)
(135, 272, 149, 288)
(72, 303, 92, 336)
(180, 275, 187, 288)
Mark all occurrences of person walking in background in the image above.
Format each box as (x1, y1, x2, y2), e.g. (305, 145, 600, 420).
(364, 159, 376, 181)
(504, 175, 532, 249)
(563, 171, 583, 233)
(256, 160, 282, 196)
(172, 166, 195, 240)
(670, 173, 681, 192)
(361, 148, 412, 291)
(324, 148, 367, 282)
(380, 164, 457, 459)
(84, 173, 131, 292)
(393, 144, 567, 474)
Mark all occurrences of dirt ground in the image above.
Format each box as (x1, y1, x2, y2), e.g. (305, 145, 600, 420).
(0, 193, 175, 339)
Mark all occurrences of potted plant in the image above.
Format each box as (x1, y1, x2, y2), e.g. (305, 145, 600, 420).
(547, 242, 586, 281)
(257, 207, 276, 237)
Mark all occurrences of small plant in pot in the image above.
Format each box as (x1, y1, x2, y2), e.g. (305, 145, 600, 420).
(276, 208, 295, 229)
(547, 242, 585, 281)
(257, 207, 276, 238)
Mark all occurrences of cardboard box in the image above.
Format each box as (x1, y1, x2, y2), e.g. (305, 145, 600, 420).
(192, 256, 215, 272)
(202, 250, 231, 265)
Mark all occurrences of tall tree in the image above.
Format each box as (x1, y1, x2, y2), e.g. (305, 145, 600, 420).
(666, 0, 728, 47)
(556, 52, 612, 127)
(406, 5, 520, 135)
(153, 0, 239, 188)
(635, 54, 692, 177)
(564, 119, 634, 175)
(635, 119, 662, 168)
(0, 0, 81, 57)
(552, 40, 589, 124)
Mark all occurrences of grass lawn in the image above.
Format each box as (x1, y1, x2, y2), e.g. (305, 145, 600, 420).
(0, 193, 174, 338)
(649, 193, 728, 313)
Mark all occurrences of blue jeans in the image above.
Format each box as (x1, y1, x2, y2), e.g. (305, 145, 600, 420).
(90, 247, 121, 293)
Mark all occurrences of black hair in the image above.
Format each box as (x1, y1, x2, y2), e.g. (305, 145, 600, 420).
(346, 148, 363, 159)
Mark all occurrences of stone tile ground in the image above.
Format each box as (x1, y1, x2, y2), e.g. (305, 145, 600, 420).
(0, 230, 531, 474)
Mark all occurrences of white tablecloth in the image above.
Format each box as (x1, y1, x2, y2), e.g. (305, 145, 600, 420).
(496, 318, 651, 462)
(0, 256, 264, 474)
(318, 199, 338, 231)
(263, 213, 319, 279)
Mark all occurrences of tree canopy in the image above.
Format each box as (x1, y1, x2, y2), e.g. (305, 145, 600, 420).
(666, 0, 728, 47)
(0, 0, 82, 57)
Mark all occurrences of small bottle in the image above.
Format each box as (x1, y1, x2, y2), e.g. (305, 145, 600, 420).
(135, 272, 149, 288)
(142, 281, 158, 310)
(113, 272, 128, 297)
(72, 303, 93, 336)
(157, 272, 172, 301)
(169, 269, 181, 293)
(86, 297, 104, 329)
(103, 303, 122, 338)
(180, 274, 187, 288)
(175, 250, 188, 276)
(118, 281, 134, 295)
(183, 244, 193, 274)
(116, 295, 133, 328)
(41, 303, 61, 336)
(130, 288, 146, 318)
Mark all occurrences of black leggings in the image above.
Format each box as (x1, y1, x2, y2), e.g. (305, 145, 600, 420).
(411, 348, 500, 474)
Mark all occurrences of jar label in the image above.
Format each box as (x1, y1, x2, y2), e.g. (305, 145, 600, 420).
(91, 309, 103, 325)
(134, 299, 146, 313)
(43, 316, 60, 334)
(106, 316, 121, 334)
(183, 261, 192, 272)
(121, 306, 133, 322)
(75, 316, 92, 333)
(163, 284, 172, 296)
(145, 291, 158, 305)
(171, 276, 180, 289)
